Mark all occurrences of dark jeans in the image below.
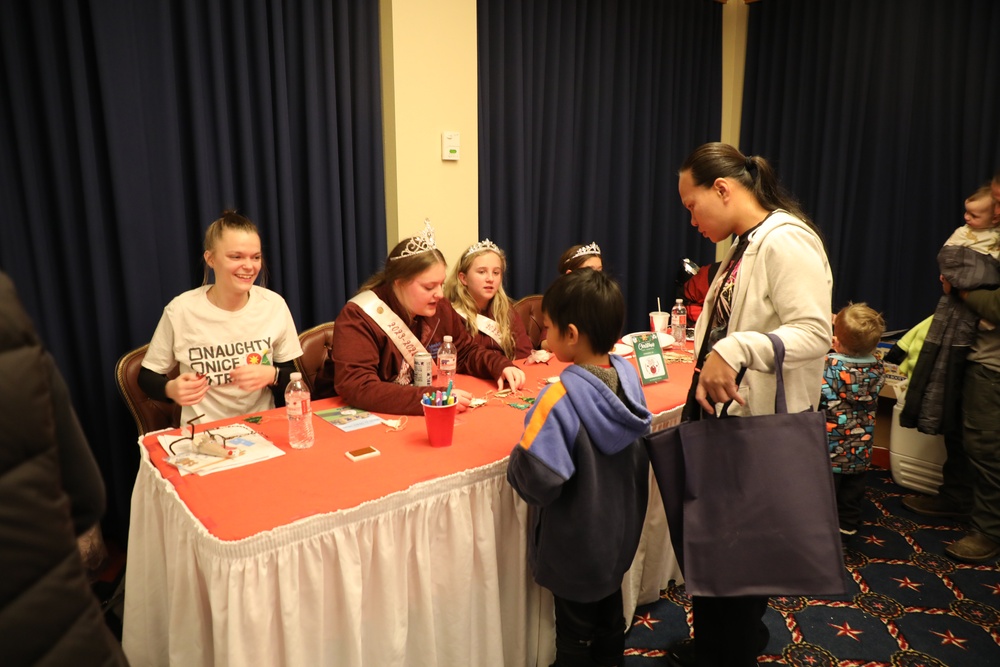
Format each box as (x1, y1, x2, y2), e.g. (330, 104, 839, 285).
(959, 362, 1000, 540)
(552, 590, 625, 667)
(833, 471, 868, 533)
(691, 595, 769, 667)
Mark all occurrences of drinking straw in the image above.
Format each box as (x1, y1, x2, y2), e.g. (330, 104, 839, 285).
(657, 297, 662, 312)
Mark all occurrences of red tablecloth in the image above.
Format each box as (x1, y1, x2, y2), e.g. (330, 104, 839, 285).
(141, 352, 694, 541)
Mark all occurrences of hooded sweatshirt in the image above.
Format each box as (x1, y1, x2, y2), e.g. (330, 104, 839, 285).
(507, 355, 652, 602)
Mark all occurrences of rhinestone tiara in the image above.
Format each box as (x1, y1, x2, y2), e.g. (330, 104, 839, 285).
(391, 219, 438, 261)
(570, 242, 601, 260)
(464, 238, 501, 258)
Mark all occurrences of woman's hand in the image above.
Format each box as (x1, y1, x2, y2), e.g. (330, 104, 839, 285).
(165, 372, 210, 406)
(695, 352, 743, 415)
(451, 388, 474, 413)
(230, 364, 278, 393)
(499, 366, 526, 391)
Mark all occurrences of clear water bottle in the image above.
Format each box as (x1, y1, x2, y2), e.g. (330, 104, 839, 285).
(285, 371, 314, 449)
(670, 299, 687, 349)
(439, 335, 457, 379)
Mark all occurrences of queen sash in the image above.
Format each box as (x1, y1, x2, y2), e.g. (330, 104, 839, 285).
(458, 310, 505, 348)
(349, 290, 431, 368)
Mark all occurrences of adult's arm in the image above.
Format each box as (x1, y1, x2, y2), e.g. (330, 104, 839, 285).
(962, 287, 1000, 323)
(46, 352, 105, 535)
(331, 302, 429, 415)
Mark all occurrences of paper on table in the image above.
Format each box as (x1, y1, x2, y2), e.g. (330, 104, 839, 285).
(159, 423, 285, 476)
(315, 406, 384, 432)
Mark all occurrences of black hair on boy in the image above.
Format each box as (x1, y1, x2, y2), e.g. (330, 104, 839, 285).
(542, 268, 624, 354)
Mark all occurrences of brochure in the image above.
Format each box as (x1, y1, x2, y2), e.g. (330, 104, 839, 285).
(316, 406, 383, 432)
(630, 332, 669, 385)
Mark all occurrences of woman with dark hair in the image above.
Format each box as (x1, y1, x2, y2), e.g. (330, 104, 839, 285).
(668, 143, 833, 667)
(139, 209, 302, 424)
(322, 220, 525, 415)
(557, 242, 603, 274)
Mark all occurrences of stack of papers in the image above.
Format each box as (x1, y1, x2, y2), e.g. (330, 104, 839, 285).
(159, 423, 284, 476)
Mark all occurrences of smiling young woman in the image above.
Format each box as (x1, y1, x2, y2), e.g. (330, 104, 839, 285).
(138, 210, 303, 424)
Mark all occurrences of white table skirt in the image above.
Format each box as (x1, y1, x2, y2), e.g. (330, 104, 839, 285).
(123, 445, 679, 666)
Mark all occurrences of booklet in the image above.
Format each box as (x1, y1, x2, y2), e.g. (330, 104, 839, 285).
(630, 332, 669, 385)
(316, 406, 383, 432)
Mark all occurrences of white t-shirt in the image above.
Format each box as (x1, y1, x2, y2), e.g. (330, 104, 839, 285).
(142, 285, 303, 424)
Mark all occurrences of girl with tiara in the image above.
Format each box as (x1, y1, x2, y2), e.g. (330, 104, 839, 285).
(319, 220, 525, 415)
(445, 239, 534, 360)
(557, 242, 603, 273)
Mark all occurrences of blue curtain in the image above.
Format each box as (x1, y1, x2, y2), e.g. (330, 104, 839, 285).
(478, 0, 722, 331)
(741, 0, 1000, 331)
(0, 0, 385, 538)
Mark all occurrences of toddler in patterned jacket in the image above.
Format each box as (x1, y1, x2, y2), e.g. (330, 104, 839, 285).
(820, 303, 886, 543)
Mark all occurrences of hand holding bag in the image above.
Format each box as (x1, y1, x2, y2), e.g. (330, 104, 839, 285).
(644, 334, 847, 597)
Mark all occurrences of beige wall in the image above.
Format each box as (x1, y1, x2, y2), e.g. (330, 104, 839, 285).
(379, 0, 479, 268)
(379, 0, 750, 265)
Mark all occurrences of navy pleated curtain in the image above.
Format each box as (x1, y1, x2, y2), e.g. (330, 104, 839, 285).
(478, 0, 722, 331)
(741, 0, 1000, 331)
(0, 0, 385, 538)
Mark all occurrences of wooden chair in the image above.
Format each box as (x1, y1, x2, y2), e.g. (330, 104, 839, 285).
(296, 322, 336, 394)
(512, 294, 545, 349)
(115, 344, 181, 436)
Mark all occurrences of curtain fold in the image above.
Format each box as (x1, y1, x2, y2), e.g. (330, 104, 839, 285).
(478, 0, 722, 330)
(0, 0, 385, 537)
(741, 0, 1000, 330)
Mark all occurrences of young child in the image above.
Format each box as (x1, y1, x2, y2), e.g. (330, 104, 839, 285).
(541, 243, 604, 351)
(506, 269, 652, 667)
(557, 242, 603, 273)
(819, 302, 886, 543)
(444, 238, 533, 359)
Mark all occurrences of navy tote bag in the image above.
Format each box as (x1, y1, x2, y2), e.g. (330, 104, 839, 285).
(645, 334, 847, 597)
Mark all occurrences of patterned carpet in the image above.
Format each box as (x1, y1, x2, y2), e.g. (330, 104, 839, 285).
(623, 469, 1000, 666)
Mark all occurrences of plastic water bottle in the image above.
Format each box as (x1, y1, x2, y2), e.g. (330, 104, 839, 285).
(285, 372, 314, 449)
(439, 335, 457, 379)
(670, 299, 687, 349)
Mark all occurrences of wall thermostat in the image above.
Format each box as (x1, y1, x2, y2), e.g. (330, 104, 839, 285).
(442, 132, 460, 161)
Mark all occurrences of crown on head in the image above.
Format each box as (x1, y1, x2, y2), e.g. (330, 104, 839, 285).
(570, 242, 601, 260)
(464, 238, 501, 258)
(391, 219, 438, 261)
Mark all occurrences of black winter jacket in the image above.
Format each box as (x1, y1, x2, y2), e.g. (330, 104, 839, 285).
(0, 272, 128, 666)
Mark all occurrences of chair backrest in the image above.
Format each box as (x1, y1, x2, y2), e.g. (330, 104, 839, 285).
(513, 294, 545, 349)
(115, 344, 181, 436)
(296, 322, 336, 393)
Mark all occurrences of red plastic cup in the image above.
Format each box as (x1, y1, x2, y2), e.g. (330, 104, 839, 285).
(422, 402, 458, 447)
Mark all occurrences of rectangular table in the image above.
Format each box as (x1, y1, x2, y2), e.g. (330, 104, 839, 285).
(122, 353, 693, 666)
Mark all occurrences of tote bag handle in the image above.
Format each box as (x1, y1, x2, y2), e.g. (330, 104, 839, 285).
(719, 333, 787, 417)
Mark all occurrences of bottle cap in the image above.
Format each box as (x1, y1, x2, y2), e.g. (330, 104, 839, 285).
(443, 335, 453, 342)
(290, 372, 302, 381)
(675, 298, 684, 304)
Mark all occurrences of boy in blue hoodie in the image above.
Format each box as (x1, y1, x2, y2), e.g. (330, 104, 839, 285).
(507, 269, 653, 667)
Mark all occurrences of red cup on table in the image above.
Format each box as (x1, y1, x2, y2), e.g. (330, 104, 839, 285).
(422, 402, 458, 447)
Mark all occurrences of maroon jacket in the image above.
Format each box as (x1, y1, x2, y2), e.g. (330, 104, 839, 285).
(467, 301, 534, 360)
(320, 284, 515, 415)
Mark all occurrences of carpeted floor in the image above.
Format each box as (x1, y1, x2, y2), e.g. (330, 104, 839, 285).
(623, 468, 1000, 666)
